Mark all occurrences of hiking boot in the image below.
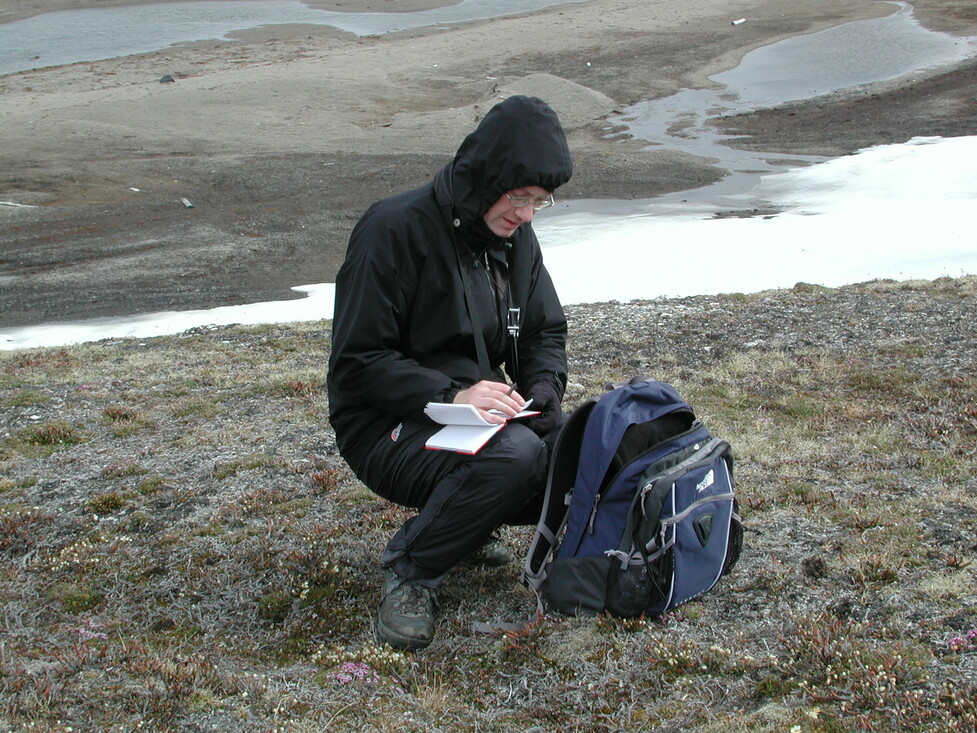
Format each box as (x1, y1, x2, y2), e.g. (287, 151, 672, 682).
(377, 568, 437, 651)
(463, 534, 513, 568)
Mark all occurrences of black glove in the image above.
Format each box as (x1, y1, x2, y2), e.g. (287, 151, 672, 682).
(524, 377, 563, 437)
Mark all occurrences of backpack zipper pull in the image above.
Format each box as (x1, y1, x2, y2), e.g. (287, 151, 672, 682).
(587, 495, 600, 534)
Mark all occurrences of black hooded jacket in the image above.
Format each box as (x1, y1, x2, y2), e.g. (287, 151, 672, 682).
(327, 96, 573, 470)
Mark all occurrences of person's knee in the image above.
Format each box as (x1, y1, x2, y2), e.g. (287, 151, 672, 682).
(480, 423, 548, 487)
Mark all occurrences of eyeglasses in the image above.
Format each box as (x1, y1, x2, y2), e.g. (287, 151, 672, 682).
(506, 192, 555, 211)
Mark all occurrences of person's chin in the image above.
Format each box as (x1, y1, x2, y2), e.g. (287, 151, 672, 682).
(489, 225, 517, 237)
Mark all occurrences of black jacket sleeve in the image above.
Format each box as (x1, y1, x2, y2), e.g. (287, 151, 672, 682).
(328, 215, 460, 423)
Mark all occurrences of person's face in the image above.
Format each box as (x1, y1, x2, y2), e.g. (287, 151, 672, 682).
(482, 185, 553, 238)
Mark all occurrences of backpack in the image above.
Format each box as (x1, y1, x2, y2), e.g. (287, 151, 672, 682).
(523, 377, 743, 618)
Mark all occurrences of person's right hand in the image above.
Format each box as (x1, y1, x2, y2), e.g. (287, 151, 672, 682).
(523, 378, 563, 436)
(453, 380, 526, 423)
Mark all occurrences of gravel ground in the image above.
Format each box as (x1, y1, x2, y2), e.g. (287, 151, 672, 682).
(563, 277, 977, 386)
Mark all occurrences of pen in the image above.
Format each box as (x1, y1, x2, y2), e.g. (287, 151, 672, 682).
(505, 384, 516, 397)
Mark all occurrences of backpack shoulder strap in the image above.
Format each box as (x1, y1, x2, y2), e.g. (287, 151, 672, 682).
(522, 398, 596, 591)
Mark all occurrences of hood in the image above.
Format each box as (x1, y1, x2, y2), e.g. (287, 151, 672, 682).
(449, 95, 573, 227)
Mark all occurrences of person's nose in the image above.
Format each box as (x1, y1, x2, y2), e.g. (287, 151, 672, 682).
(514, 205, 535, 223)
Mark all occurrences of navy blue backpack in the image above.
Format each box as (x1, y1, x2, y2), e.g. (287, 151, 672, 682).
(523, 377, 742, 618)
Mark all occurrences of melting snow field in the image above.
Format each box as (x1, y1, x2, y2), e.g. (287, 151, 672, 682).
(540, 135, 976, 305)
(1, 135, 974, 351)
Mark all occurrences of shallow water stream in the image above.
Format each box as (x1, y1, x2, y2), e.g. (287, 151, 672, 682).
(0, 0, 587, 75)
(603, 1, 975, 206)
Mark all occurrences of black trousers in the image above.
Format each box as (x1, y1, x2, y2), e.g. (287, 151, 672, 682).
(356, 419, 551, 585)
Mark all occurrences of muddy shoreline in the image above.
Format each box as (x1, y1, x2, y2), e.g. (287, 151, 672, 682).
(2, 0, 976, 330)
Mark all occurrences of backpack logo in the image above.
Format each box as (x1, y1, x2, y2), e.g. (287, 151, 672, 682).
(695, 469, 715, 494)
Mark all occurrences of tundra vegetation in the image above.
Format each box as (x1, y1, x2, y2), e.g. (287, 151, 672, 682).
(2, 277, 976, 731)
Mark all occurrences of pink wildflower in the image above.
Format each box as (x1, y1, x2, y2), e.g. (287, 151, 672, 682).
(326, 661, 379, 685)
(74, 618, 108, 641)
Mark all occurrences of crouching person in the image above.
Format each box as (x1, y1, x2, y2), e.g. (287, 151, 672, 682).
(327, 96, 573, 650)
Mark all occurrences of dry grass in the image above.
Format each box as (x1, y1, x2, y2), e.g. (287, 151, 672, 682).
(1, 278, 976, 731)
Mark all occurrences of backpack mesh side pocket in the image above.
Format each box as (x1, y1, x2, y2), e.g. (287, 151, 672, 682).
(605, 550, 673, 618)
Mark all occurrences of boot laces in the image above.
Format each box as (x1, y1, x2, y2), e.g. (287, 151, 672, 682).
(390, 582, 435, 617)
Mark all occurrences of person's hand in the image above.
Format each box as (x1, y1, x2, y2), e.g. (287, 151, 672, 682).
(453, 380, 526, 423)
(524, 378, 563, 436)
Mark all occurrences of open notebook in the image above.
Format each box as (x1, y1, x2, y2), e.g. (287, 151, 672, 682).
(423, 400, 539, 454)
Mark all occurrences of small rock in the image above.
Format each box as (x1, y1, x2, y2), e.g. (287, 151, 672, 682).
(802, 554, 829, 579)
